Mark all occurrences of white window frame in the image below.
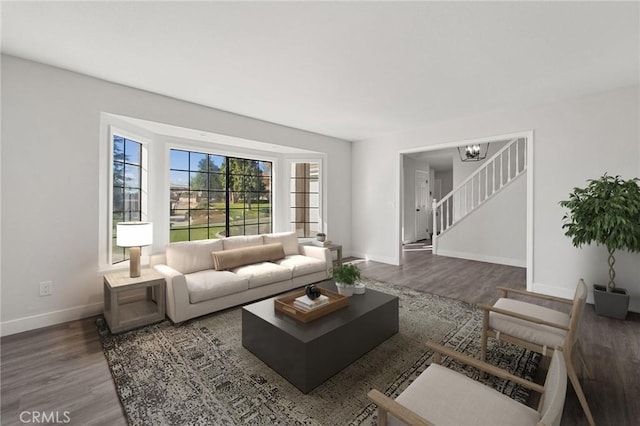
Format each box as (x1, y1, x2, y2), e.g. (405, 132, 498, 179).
(99, 125, 150, 272)
(286, 156, 326, 240)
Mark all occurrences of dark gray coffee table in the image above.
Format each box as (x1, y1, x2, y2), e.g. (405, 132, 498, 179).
(242, 280, 399, 393)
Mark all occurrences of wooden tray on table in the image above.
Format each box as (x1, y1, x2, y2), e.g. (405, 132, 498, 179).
(274, 288, 349, 323)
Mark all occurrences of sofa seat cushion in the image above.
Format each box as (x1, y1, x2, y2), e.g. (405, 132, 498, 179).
(232, 262, 292, 289)
(166, 238, 223, 274)
(263, 231, 299, 256)
(213, 243, 285, 271)
(490, 298, 570, 348)
(389, 363, 540, 426)
(185, 270, 249, 304)
(275, 255, 326, 277)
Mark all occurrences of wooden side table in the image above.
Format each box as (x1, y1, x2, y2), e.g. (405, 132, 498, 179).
(323, 243, 343, 267)
(103, 269, 166, 333)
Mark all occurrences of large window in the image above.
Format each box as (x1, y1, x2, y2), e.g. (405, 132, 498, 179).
(112, 135, 143, 264)
(169, 149, 272, 241)
(290, 162, 320, 237)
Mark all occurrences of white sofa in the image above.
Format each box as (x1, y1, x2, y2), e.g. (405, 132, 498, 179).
(150, 231, 332, 323)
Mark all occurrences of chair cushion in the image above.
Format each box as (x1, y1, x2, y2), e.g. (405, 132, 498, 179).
(212, 243, 285, 270)
(388, 363, 540, 426)
(232, 262, 292, 289)
(275, 255, 326, 277)
(263, 231, 299, 256)
(222, 234, 264, 250)
(490, 298, 570, 348)
(185, 270, 249, 303)
(165, 239, 224, 274)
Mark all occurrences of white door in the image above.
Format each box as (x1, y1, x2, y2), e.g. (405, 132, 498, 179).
(415, 170, 429, 241)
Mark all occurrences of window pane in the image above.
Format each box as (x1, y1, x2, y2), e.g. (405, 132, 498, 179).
(190, 171, 208, 190)
(209, 155, 225, 171)
(259, 223, 272, 234)
(113, 187, 124, 211)
(259, 161, 272, 177)
(114, 137, 125, 158)
(170, 171, 188, 189)
(229, 226, 244, 236)
(190, 152, 207, 171)
(170, 149, 189, 170)
(125, 210, 141, 221)
(125, 139, 140, 165)
(113, 161, 125, 187)
(170, 209, 189, 228)
(124, 165, 140, 187)
(170, 229, 189, 243)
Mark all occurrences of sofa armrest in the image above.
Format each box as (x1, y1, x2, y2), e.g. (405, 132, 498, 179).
(299, 244, 332, 275)
(150, 253, 167, 266)
(153, 264, 189, 323)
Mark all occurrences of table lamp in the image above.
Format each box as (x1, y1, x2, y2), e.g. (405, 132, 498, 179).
(116, 222, 153, 277)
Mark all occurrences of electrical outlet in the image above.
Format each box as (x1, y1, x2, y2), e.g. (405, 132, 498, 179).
(39, 281, 53, 296)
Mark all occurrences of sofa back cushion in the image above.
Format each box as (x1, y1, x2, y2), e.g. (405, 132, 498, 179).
(222, 234, 264, 250)
(263, 231, 299, 256)
(166, 238, 224, 274)
(212, 243, 285, 271)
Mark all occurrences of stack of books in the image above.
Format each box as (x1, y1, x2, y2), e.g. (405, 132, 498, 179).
(312, 240, 333, 247)
(293, 294, 329, 312)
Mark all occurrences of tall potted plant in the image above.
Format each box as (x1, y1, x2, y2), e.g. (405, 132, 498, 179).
(559, 174, 640, 319)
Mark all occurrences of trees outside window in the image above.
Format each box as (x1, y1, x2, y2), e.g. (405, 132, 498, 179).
(170, 149, 272, 241)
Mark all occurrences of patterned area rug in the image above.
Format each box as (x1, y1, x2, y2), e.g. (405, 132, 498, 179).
(97, 279, 540, 425)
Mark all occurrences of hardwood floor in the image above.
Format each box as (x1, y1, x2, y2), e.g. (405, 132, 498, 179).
(1, 248, 638, 425)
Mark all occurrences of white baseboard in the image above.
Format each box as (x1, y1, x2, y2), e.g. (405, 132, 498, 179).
(436, 249, 526, 268)
(350, 251, 401, 266)
(0, 302, 103, 337)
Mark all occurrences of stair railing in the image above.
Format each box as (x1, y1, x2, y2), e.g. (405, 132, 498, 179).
(432, 137, 527, 254)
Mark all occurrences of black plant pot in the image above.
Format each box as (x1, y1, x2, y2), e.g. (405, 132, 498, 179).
(593, 284, 629, 320)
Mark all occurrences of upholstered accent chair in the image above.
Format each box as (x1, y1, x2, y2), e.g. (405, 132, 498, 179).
(367, 341, 567, 426)
(478, 279, 594, 426)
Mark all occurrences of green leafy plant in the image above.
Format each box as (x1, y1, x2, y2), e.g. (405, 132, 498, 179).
(316, 232, 326, 237)
(331, 263, 361, 286)
(559, 173, 640, 291)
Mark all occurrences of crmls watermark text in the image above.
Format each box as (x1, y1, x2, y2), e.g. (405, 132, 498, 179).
(19, 411, 71, 424)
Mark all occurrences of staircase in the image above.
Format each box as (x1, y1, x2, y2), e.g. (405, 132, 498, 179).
(432, 137, 527, 254)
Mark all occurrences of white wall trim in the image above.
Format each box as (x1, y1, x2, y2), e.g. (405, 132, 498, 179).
(0, 302, 103, 337)
(351, 251, 401, 266)
(436, 250, 526, 268)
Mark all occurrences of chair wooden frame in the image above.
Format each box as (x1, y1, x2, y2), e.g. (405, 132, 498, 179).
(478, 280, 595, 426)
(367, 341, 562, 426)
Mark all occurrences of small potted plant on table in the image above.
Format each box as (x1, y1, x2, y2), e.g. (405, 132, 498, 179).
(331, 263, 361, 297)
(560, 173, 640, 319)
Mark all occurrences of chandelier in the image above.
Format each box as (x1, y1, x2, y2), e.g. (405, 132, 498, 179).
(457, 143, 489, 162)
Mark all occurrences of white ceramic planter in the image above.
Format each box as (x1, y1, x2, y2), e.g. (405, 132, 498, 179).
(354, 283, 366, 295)
(335, 282, 354, 297)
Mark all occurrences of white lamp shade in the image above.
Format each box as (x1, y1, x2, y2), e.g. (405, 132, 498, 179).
(116, 222, 153, 247)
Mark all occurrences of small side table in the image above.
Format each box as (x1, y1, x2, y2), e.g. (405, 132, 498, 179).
(323, 243, 343, 267)
(103, 269, 166, 333)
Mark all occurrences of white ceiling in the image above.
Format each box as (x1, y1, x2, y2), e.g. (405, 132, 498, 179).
(2, 1, 638, 142)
